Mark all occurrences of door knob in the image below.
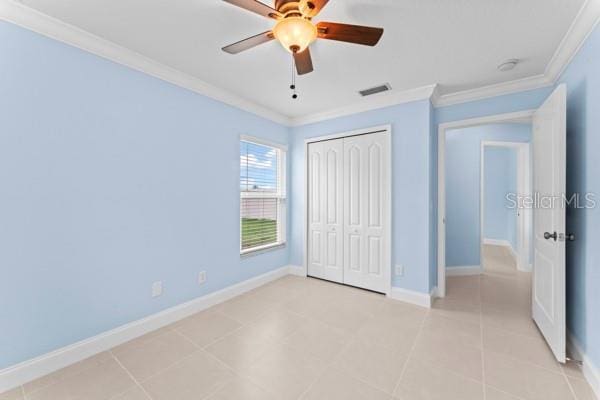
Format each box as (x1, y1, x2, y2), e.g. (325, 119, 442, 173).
(544, 231, 557, 241)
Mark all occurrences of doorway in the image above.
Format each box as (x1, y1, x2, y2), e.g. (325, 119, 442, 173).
(437, 84, 568, 363)
(438, 110, 534, 294)
(304, 125, 392, 294)
(480, 141, 532, 275)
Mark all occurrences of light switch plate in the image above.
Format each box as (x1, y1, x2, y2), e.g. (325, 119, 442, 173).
(198, 271, 207, 285)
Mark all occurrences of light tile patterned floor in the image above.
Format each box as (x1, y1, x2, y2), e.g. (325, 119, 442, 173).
(2, 245, 596, 400)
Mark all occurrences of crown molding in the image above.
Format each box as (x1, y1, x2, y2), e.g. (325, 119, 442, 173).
(544, 0, 600, 81)
(0, 0, 291, 126)
(430, 74, 553, 108)
(432, 0, 600, 108)
(289, 84, 438, 127)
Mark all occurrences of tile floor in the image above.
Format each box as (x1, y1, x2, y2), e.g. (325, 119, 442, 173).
(2, 244, 596, 400)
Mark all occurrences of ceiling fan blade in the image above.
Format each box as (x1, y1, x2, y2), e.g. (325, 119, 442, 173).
(222, 0, 282, 20)
(222, 31, 275, 54)
(299, 0, 329, 17)
(316, 22, 384, 46)
(293, 48, 314, 75)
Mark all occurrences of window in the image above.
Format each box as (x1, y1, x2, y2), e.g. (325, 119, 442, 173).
(240, 137, 286, 254)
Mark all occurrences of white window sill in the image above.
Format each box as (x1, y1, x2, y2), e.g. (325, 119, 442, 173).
(241, 243, 286, 258)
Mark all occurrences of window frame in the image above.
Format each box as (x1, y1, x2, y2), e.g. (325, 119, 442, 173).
(240, 135, 287, 256)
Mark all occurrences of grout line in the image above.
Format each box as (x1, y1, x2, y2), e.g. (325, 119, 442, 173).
(295, 338, 357, 400)
(109, 350, 155, 400)
(172, 322, 285, 399)
(106, 290, 297, 397)
(194, 320, 250, 350)
(391, 308, 430, 396)
(564, 378, 579, 400)
(198, 341, 280, 400)
(561, 362, 581, 400)
(18, 351, 120, 398)
(482, 346, 573, 377)
(486, 384, 528, 400)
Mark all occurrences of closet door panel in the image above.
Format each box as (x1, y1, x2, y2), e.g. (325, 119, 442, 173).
(343, 136, 366, 287)
(308, 139, 343, 283)
(308, 142, 325, 279)
(322, 139, 344, 282)
(343, 132, 389, 293)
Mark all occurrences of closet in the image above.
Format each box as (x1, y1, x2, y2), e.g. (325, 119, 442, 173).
(307, 130, 390, 293)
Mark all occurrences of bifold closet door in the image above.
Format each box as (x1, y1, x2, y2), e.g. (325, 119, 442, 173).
(343, 132, 389, 293)
(307, 139, 344, 283)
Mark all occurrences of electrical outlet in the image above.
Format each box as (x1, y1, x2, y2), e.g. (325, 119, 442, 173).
(198, 271, 207, 285)
(395, 265, 404, 277)
(152, 281, 162, 298)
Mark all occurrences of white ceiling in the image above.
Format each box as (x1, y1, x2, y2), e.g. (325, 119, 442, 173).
(19, 0, 586, 119)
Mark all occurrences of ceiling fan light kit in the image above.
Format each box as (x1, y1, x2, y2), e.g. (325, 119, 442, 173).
(221, 0, 384, 78)
(273, 16, 318, 53)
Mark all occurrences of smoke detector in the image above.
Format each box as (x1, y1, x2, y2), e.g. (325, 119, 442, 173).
(498, 59, 519, 72)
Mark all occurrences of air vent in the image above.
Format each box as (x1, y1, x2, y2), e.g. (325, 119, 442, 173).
(359, 83, 391, 97)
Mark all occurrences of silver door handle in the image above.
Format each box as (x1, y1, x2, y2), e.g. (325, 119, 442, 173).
(544, 231, 557, 241)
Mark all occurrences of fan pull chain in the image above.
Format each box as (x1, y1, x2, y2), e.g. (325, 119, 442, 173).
(290, 54, 298, 99)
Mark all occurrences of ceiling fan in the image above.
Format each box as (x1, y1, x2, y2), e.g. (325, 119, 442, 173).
(221, 0, 384, 76)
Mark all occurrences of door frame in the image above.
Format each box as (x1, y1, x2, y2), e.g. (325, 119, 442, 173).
(437, 111, 535, 297)
(303, 124, 393, 296)
(480, 140, 532, 272)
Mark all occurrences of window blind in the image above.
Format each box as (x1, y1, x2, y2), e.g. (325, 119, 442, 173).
(240, 140, 285, 252)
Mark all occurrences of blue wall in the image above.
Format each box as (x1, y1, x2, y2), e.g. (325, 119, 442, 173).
(435, 87, 553, 126)
(445, 124, 530, 267)
(558, 23, 600, 370)
(483, 146, 518, 249)
(0, 21, 290, 369)
(289, 101, 434, 293)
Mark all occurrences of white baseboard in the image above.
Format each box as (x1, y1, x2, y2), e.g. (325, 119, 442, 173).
(288, 265, 306, 277)
(483, 238, 517, 257)
(0, 265, 291, 393)
(483, 238, 520, 265)
(567, 332, 600, 399)
(446, 265, 482, 276)
(483, 238, 512, 247)
(389, 287, 435, 308)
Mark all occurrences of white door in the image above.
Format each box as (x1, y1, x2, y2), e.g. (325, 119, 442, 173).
(532, 84, 567, 362)
(307, 139, 344, 283)
(343, 132, 390, 293)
